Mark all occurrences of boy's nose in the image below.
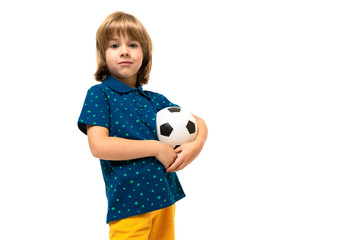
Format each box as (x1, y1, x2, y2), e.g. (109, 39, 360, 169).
(120, 51, 129, 57)
(120, 46, 129, 57)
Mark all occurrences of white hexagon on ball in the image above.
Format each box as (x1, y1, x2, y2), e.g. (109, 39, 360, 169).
(156, 107, 198, 149)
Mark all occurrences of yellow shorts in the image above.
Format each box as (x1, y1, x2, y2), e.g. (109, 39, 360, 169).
(109, 204, 175, 240)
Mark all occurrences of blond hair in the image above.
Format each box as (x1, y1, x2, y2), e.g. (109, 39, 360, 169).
(94, 11, 152, 85)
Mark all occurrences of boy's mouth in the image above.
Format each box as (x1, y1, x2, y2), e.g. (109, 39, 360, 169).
(119, 61, 132, 65)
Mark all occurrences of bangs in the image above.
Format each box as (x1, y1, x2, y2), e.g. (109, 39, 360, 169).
(105, 14, 147, 44)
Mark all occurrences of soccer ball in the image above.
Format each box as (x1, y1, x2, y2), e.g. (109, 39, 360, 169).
(156, 107, 198, 149)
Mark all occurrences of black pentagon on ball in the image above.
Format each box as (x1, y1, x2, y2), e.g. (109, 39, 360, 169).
(167, 107, 181, 113)
(186, 120, 196, 134)
(160, 122, 173, 137)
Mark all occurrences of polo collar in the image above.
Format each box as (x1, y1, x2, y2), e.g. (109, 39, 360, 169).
(103, 75, 151, 99)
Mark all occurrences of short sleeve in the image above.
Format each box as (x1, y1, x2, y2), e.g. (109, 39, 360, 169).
(154, 93, 180, 112)
(78, 86, 111, 135)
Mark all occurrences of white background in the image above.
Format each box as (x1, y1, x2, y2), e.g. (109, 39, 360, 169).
(1, 0, 359, 239)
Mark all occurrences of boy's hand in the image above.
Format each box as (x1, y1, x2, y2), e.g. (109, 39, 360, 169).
(166, 141, 202, 172)
(154, 141, 178, 169)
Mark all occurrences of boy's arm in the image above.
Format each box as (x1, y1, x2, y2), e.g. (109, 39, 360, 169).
(166, 114, 208, 172)
(87, 125, 177, 168)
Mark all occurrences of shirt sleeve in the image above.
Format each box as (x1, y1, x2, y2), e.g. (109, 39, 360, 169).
(155, 93, 180, 112)
(78, 86, 111, 135)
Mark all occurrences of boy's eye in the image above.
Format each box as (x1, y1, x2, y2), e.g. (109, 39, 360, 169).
(110, 44, 119, 48)
(129, 43, 138, 48)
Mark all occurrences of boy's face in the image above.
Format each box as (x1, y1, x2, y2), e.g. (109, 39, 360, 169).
(105, 33, 143, 87)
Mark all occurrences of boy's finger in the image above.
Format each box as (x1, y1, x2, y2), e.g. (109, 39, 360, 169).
(174, 146, 183, 154)
(172, 162, 186, 172)
(166, 157, 182, 172)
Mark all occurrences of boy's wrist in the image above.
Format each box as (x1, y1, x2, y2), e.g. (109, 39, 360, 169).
(148, 140, 162, 156)
(193, 138, 205, 152)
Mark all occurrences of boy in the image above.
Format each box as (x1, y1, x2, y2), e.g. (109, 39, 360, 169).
(78, 11, 208, 240)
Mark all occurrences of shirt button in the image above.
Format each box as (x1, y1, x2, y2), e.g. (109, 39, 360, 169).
(134, 91, 139, 95)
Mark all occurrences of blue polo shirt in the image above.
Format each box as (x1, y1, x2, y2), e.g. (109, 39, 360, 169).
(78, 75, 185, 223)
